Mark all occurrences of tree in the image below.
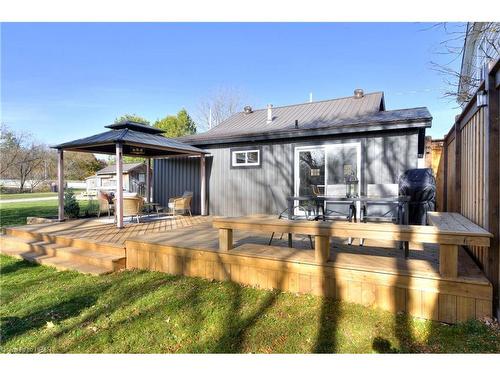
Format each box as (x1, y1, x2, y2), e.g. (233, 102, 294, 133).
(114, 114, 150, 125)
(153, 109, 197, 138)
(108, 156, 146, 165)
(0, 125, 49, 192)
(1, 124, 25, 176)
(64, 152, 107, 180)
(196, 86, 243, 131)
(64, 188, 80, 218)
(25, 148, 54, 192)
(17, 144, 48, 192)
(429, 22, 499, 104)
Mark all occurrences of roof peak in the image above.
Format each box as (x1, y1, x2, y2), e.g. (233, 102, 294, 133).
(106, 120, 164, 135)
(243, 91, 384, 113)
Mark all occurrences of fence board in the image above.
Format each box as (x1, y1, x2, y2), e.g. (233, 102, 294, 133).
(441, 60, 500, 317)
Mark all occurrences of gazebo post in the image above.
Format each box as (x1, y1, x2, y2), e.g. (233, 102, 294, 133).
(146, 158, 151, 203)
(116, 143, 124, 228)
(200, 154, 207, 215)
(57, 149, 64, 221)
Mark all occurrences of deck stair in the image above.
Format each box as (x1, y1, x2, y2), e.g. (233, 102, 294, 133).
(0, 228, 126, 275)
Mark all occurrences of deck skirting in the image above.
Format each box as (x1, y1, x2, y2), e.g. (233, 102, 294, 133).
(125, 240, 493, 324)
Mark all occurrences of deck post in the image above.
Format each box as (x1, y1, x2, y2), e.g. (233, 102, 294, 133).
(116, 143, 124, 229)
(315, 235, 330, 263)
(439, 244, 458, 278)
(57, 149, 64, 221)
(146, 157, 151, 203)
(200, 154, 207, 215)
(219, 228, 232, 251)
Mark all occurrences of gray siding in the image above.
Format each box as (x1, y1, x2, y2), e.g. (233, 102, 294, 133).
(153, 130, 419, 216)
(153, 157, 203, 214)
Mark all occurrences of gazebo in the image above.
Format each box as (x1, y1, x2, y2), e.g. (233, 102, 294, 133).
(53, 121, 208, 228)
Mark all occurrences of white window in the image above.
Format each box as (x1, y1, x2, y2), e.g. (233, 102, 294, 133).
(231, 149, 260, 167)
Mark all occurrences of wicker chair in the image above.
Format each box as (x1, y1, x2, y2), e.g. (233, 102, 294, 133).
(113, 196, 144, 223)
(162, 191, 193, 216)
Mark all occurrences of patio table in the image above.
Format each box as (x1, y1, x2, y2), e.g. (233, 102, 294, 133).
(143, 202, 161, 216)
(285, 195, 411, 253)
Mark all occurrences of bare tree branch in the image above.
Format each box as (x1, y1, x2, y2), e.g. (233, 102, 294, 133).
(429, 22, 500, 105)
(196, 86, 245, 132)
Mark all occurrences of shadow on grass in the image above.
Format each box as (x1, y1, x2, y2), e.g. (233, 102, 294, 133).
(208, 251, 288, 353)
(212, 282, 281, 353)
(372, 336, 399, 353)
(1, 294, 98, 343)
(0, 258, 38, 275)
(313, 296, 340, 353)
(39, 271, 185, 352)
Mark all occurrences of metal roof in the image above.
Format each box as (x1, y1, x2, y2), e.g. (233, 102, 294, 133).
(179, 92, 432, 146)
(96, 162, 146, 175)
(105, 120, 165, 134)
(53, 125, 208, 157)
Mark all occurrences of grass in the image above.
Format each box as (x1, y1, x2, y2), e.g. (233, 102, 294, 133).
(0, 199, 93, 228)
(0, 192, 58, 200)
(0, 190, 86, 200)
(0, 254, 499, 353)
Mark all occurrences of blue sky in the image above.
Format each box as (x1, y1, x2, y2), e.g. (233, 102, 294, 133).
(1, 22, 463, 144)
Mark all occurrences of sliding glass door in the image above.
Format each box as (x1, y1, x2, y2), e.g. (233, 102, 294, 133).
(325, 143, 361, 197)
(296, 148, 325, 196)
(294, 143, 361, 198)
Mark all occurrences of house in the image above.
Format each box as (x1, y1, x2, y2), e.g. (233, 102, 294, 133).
(458, 22, 500, 106)
(86, 162, 148, 195)
(153, 90, 432, 216)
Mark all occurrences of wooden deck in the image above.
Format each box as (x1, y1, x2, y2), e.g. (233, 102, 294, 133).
(1, 215, 493, 323)
(126, 220, 487, 282)
(3, 215, 210, 247)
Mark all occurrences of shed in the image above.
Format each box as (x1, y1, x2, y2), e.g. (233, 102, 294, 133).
(86, 162, 149, 195)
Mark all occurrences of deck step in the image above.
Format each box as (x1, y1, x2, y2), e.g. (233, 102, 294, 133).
(4, 227, 125, 256)
(0, 235, 125, 275)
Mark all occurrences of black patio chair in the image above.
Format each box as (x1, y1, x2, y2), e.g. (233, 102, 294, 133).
(268, 203, 315, 249)
(321, 200, 356, 245)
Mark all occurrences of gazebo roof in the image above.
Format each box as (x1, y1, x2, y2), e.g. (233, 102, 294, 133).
(105, 120, 165, 134)
(53, 121, 207, 157)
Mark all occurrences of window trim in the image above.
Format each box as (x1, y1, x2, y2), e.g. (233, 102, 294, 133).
(230, 147, 262, 169)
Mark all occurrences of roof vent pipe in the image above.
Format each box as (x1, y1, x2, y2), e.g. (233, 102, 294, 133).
(295, 120, 299, 129)
(244, 105, 253, 114)
(267, 104, 273, 123)
(354, 89, 364, 99)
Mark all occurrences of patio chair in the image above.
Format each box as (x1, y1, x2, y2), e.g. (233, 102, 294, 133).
(158, 191, 193, 216)
(268, 202, 316, 249)
(322, 200, 357, 245)
(113, 196, 144, 223)
(97, 191, 114, 218)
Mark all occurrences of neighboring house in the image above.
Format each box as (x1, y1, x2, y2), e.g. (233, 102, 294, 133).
(153, 90, 432, 216)
(86, 163, 148, 195)
(458, 22, 500, 106)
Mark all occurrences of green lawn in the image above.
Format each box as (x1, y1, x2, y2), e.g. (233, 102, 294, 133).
(0, 254, 498, 353)
(0, 199, 93, 227)
(0, 190, 86, 200)
(0, 192, 58, 200)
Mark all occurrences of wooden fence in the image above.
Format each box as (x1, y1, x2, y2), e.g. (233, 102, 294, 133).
(440, 59, 500, 317)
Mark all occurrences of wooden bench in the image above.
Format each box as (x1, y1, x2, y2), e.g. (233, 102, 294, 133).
(213, 213, 492, 279)
(427, 211, 493, 278)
